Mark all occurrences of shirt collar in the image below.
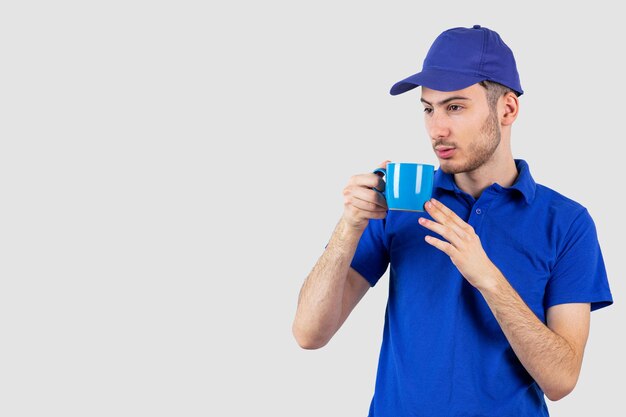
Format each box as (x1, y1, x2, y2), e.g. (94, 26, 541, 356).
(433, 159, 536, 204)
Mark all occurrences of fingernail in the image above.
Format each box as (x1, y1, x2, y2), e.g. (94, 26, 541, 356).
(425, 201, 432, 209)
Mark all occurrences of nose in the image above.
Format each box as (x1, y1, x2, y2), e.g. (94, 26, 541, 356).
(427, 111, 450, 140)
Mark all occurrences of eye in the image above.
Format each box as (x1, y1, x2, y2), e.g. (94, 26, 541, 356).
(448, 104, 463, 112)
(423, 107, 433, 115)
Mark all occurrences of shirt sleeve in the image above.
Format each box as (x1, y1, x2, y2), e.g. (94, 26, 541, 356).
(350, 218, 390, 287)
(544, 209, 613, 311)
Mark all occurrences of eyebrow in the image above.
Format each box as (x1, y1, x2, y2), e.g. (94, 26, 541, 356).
(420, 96, 471, 106)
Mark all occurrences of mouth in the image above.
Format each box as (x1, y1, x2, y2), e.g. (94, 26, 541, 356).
(435, 146, 455, 159)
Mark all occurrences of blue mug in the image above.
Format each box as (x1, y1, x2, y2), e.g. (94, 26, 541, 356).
(374, 162, 435, 212)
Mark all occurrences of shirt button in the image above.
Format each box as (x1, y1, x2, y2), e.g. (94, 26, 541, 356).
(475, 208, 482, 215)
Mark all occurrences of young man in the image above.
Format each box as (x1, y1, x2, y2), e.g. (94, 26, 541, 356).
(292, 25, 613, 416)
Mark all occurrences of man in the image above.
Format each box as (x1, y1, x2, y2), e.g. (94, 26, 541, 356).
(292, 25, 613, 416)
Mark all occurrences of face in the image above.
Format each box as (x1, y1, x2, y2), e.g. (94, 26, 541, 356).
(421, 84, 501, 174)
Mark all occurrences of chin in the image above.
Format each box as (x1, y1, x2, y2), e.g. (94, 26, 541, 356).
(437, 160, 459, 174)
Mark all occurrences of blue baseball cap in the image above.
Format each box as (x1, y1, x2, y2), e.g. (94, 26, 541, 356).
(390, 25, 523, 96)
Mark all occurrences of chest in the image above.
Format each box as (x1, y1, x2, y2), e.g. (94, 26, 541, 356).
(385, 204, 556, 321)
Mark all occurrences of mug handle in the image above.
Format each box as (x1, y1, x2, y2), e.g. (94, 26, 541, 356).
(372, 168, 386, 197)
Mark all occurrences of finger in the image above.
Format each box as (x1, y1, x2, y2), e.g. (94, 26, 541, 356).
(374, 161, 391, 187)
(352, 186, 387, 208)
(351, 173, 386, 191)
(430, 198, 470, 230)
(368, 210, 388, 220)
(424, 235, 456, 257)
(377, 160, 391, 169)
(347, 187, 388, 211)
(418, 217, 462, 247)
(424, 200, 468, 239)
(344, 204, 387, 223)
(349, 197, 388, 213)
(373, 175, 386, 193)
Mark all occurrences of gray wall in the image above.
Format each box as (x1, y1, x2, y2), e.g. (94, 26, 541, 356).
(1, 1, 622, 416)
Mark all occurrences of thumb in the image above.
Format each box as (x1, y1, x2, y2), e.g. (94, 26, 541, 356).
(378, 160, 391, 169)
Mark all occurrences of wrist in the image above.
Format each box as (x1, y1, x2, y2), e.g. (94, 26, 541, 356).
(329, 216, 366, 248)
(339, 214, 368, 234)
(475, 264, 506, 295)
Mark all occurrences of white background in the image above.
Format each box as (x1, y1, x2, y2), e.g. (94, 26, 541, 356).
(1, 1, 623, 416)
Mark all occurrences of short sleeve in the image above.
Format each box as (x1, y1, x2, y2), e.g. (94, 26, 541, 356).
(350, 218, 390, 287)
(544, 209, 613, 311)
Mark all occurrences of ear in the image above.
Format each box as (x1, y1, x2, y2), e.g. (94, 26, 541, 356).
(500, 92, 519, 126)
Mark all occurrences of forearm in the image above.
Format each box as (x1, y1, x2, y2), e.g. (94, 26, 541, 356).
(293, 217, 364, 348)
(479, 270, 581, 401)
(419, 199, 586, 400)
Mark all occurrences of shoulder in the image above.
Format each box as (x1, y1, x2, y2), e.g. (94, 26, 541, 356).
(533, 183, 597, 241)
(534, 183, 590, 219)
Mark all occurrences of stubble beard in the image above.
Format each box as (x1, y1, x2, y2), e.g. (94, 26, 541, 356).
(439, 110, 501, 175)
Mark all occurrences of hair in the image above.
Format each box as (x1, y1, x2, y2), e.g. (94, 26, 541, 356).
(478, 80, 517, 112)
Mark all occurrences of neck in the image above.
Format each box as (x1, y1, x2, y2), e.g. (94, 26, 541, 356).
(454, 151, 518, 199)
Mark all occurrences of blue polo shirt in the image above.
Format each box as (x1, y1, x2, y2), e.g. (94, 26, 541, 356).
(351, 160, 613, 417)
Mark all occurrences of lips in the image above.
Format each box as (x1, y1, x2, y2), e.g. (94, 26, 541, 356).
(435, 147, 455, 159)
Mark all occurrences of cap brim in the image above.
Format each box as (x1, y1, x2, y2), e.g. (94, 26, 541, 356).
(390, 68, 486, 96)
